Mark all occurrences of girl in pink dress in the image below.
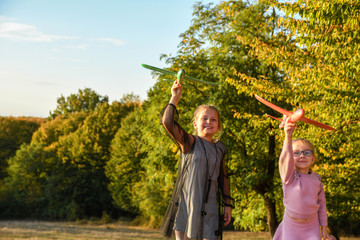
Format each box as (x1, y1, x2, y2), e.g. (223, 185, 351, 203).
(273, 117, 335, 240)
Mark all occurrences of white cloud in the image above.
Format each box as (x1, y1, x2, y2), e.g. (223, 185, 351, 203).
(0, 18, 125, 47)
(93, 37, 126, 46)
(0, 21, 78, 42)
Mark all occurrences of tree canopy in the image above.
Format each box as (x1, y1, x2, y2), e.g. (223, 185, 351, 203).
(0, 117, 45, 179)
(49, 88, 109, 119)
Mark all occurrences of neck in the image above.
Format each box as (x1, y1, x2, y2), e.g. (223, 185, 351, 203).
(199, 135, 214, 143)
(296, 167, 310, 174)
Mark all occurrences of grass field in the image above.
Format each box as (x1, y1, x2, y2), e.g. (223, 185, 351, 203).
(0, 220, 359, 240)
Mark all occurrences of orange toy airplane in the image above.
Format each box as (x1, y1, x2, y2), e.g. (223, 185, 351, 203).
(254, 94, 336, 131)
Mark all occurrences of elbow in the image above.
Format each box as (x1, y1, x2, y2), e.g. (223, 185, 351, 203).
(162, 117, 171, 129)
(162, 117, 173, 134)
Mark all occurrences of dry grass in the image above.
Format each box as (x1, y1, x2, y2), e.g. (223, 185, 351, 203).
(0, 220, 270, 240)
(0, 220, 359, 240)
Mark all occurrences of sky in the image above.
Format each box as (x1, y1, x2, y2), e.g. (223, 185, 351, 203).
(0, 0, 219, 117)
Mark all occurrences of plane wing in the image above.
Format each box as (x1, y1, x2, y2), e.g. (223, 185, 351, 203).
(254, 94, 293, 117)
(255, 94, 336, 131)
(184, 75, 220, 85)
(300, 116, 336, 131)
(142, 64, 219, 85)
(142, 64, 177, 77)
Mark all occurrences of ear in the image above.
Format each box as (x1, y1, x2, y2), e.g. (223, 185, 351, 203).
(193, 121, 197, 129)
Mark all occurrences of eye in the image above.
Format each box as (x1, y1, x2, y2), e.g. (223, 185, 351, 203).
(293, 151, 301, 156)
(304, 150, 313, 156)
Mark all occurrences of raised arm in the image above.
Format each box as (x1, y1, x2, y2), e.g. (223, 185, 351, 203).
(279, 117, 296, 184)
(161, 81, 194, 153)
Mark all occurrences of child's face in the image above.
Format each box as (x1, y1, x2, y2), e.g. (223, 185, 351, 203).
(193, 108, 219, 139)
(293, 141, 315, 173)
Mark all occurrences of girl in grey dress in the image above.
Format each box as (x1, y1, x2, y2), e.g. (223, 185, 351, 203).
(160, 81, 233, 240)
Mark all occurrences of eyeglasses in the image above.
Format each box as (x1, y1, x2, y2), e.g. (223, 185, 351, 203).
(293, 150, 313, 157)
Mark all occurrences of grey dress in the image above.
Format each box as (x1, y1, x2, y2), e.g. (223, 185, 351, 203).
(160, 104, 232, 240)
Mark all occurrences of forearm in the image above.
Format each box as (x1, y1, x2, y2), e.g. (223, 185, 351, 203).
(279, 118, 297, 183)
(318, 183, 328, 227)
(161, 102, 193, 153)
(220, 157, 233, 206)
(169, 95, 180, 106)
(279, 138, 295, 183)
(223, 177, 233, 206)
(162, 103, 176, 128)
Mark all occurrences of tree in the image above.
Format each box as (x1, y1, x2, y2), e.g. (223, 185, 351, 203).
(106, 110, 145, 215)
(1, 143, 54, 218)
(0, 117, 45, 179)
(235, 0, 360, 236)
(159, 0, 288, 235)
(49, 88, 109, 119)
(119, 93, 182, 226)
(2, 89, 141, 220)
(44, 97, 140, 219)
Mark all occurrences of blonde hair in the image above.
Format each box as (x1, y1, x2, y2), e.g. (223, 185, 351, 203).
(192, 104, 223, 139)
(292, 138, 316, 159)
(292, 138, 314, 150)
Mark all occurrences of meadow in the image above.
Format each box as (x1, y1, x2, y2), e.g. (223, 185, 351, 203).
(1, 220, 360, 240)
(0, 220, 270, 240)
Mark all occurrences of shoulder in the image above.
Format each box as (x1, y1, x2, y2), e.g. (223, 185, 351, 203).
(310, 171, 323, 182)
(215, 140, 228, 154)
(216, 139, 226, 148)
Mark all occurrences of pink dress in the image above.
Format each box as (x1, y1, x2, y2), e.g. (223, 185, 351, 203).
(273, 142, 328, 240)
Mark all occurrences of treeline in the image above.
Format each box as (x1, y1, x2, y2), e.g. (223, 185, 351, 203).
(0, 117, 45, 179)
(0, 0, 359, 238)
(0, 89, 141, 220)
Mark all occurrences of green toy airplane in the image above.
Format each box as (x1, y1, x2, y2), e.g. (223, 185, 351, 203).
(141, 64, 220, 85)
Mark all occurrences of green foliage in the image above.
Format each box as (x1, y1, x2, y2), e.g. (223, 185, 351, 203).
(46, 99, 140, 218)
(3, 143, 54, 218)
(127, 100, 180, 227)
(232, 192, 268, 232)
(149, 0, 359, 236)
(106, 110, 145, 214)
(0, 1, 359, 237)
(246, 0, 360, 235)
(1, 88, 140, 220)
(160, 0, 285, 234)
(49, 88, 109, 119)
(0, 117, 45, 179)
(32, 113, 88, 147)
